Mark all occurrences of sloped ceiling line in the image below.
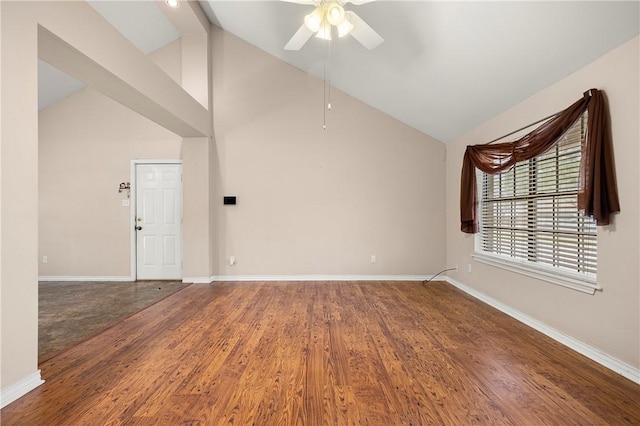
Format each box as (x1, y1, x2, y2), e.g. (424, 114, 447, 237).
(40, 0, 640, 144)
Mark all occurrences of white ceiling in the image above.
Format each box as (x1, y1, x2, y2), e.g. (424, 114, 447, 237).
(201, 0, 639, 142)
(39, 1, 639, 143)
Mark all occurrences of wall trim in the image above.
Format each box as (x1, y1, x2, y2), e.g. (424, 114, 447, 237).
(210, 274, 430, 282)
(182, 276, 212, 284)
(38, 276, 134, 282)
(0, 370, 44, 409)
(444, 275, 640, 385)
(184, 275, 431, 283)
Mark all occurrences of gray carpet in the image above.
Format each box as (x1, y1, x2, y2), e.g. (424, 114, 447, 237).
(39, 280, 189, 362)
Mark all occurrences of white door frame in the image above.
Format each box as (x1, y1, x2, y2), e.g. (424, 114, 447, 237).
(130, 159, 183, 280)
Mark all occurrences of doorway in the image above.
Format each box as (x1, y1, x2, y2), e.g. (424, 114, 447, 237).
(132, 161, 183, 280)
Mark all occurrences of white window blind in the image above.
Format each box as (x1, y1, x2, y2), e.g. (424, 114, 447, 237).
(477, 112, 597, 284)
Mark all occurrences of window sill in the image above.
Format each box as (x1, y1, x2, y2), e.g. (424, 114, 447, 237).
(472, 252, 601, 295)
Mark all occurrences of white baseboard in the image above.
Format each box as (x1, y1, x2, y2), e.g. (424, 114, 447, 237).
(38, 276, 135, 282)
(182, 276, 212, 284)
(208, 274, 430, 282)
(0, 370, 44, 409)
(445, 275, 640, 385)
(183, 275, 432, 284)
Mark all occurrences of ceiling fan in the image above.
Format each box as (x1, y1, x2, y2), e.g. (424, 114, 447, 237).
(282, 0, 384, 51)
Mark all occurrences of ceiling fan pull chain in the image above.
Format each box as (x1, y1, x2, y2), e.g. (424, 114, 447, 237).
(323, 53, 326, 130)
(327, 36, 332, 111)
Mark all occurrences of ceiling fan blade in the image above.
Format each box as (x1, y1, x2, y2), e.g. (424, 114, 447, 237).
(344, 0, 376, 5)
(346, 11, 383, 50)
(284, 23, 314, 51)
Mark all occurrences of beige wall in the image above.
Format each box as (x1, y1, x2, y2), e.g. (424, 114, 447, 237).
(38, 41, 183, 278)
(41, 24, 448, 281)
(182, 137, 212, 280)
(2, 0, 41, 395)
(1, 0, 211, 399)
(445, 36, 640, 368)
(0, 2, 3, 382)
(211, 28, 446, 277)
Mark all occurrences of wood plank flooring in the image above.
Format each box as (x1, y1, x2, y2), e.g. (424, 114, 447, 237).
(2, 281, 639, 425)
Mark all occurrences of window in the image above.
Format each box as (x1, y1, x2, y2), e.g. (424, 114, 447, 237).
(475, 112, 599, 293)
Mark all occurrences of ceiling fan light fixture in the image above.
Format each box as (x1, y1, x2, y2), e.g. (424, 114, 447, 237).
(315, 20, 332, 40)
(304, 7, 324, 32)
(326, 2, 345, 26)
(337, 18, 354, 37)
(283, 0, 384, 51)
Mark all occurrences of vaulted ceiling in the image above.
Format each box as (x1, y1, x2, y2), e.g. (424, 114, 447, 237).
(39, 1, 640, 143)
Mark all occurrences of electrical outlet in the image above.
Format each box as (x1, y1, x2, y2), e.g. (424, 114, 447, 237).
(371, 255, 376, 263)
(42, 256, 48, 264)
(229, 255, 236, 266)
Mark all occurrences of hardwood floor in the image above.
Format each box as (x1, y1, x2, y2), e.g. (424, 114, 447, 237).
(2, 281, 639, 425)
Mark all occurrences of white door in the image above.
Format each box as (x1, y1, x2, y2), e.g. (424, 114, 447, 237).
(135, 164, 183, 280)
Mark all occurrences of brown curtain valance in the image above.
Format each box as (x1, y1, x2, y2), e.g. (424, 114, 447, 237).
(460, 89, 620, 234)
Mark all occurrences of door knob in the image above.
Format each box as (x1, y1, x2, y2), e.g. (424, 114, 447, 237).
(135, 226, 142, 231)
